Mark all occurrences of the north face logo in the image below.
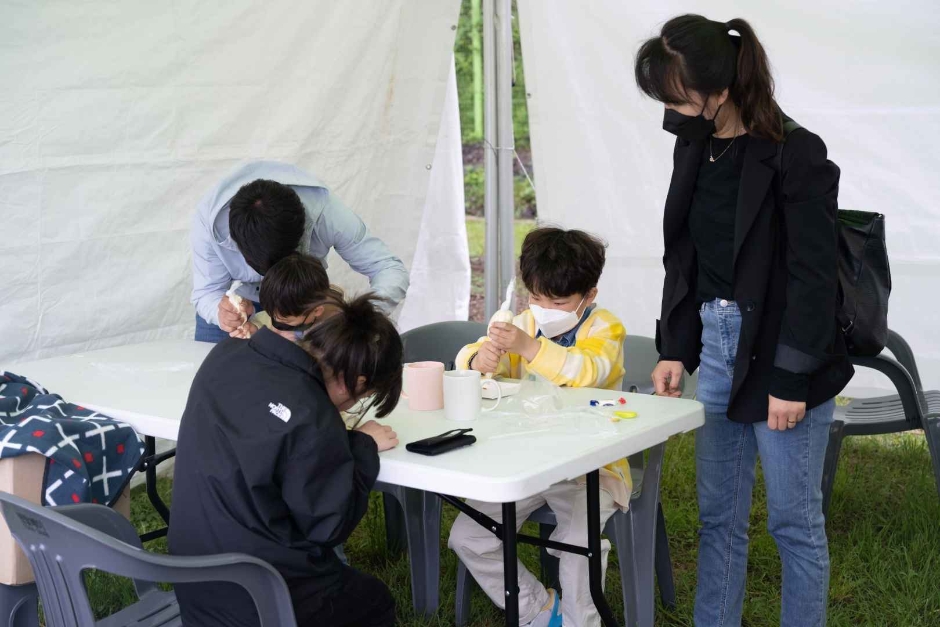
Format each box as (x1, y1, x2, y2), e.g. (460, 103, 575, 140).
(268, 403, 292, 422)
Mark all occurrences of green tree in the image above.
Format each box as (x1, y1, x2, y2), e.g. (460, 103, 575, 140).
(454, 0, 529, 147)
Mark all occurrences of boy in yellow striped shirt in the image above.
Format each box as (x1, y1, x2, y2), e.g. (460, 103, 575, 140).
(449, 227, 627, 627)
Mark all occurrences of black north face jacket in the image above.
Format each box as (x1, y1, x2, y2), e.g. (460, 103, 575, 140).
(168, 328, 378, 626)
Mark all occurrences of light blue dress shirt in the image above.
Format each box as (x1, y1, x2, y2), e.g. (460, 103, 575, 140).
(191, 161, 409, 325)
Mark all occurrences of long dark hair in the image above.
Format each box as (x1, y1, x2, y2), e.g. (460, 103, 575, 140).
(301, 293, 403, 418)
(634, 15, 783, 142)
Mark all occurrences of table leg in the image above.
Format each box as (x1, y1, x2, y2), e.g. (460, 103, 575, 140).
(587, 470, 618, 627)
(144, 436, 170, 524)
(137, 436, 176, 543)
(502, 502, 519, 627)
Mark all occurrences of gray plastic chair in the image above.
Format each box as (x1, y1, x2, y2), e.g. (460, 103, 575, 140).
(400, 320, 488, 371)
(0, 492, 296, 627)
(0, 582, 37, 627)
(375, 320, 486, 616)
(455, 334, 688, 627)
(621, 334, 698, 399)
(822, 330, 940, 515)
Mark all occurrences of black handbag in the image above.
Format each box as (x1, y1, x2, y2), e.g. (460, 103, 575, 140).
(836, 210, 891, 356)
(778, 118, 892, 356)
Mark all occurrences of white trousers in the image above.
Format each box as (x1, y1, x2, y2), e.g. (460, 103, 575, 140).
(448, 480, 618, 627)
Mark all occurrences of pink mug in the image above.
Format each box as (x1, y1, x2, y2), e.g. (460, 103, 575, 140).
(402, 361, 445, 411)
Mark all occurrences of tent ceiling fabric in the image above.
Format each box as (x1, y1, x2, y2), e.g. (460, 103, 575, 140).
(518, 0, 940, 393)
(0, 0, 462, 363)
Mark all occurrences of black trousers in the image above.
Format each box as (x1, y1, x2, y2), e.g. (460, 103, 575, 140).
(290, 565, 396, 627)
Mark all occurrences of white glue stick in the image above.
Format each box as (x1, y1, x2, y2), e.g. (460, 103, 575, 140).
(484, 278, 516, 379)
(225, 280, 248, 325)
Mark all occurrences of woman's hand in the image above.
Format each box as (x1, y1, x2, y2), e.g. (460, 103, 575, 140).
(652, 360, 684, 398)
(356, 420, 399, 452)
(767, 396, 806, 431)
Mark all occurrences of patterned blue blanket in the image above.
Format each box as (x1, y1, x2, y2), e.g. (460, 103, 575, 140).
(0, 371, 144, 507)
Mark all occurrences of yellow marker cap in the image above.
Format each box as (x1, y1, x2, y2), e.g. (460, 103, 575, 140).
(614, 411, 638, 420)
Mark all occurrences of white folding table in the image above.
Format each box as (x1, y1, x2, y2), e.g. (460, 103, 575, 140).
(8, 341, 212, 542)
(372, 385, 703, 625)
(6, 340, 705, 626)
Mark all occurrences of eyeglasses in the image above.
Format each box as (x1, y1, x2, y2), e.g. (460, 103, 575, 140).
(345, 397, 372, 417)
(344, 396, 375, 429)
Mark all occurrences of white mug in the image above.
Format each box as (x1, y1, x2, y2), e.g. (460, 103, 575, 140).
(443, 370, 502, 422)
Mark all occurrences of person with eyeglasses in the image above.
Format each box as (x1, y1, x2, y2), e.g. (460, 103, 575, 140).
(229, 252, 360, 567)
(169, 294, 403, 627)
(191, 162, 409, 344)
(229, 253, 342, 341)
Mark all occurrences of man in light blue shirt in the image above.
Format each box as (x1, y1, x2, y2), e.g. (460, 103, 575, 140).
(192, 161, 409, 342)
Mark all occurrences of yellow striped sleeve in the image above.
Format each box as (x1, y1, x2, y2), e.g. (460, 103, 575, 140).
(525, 308, 626, 390)
(455, 336, 487, 370)
(455, 311, 533, 378)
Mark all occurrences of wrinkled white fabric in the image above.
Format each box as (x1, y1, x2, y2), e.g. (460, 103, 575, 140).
(0, 0, 463, 362)
(518, 1, 940, 392)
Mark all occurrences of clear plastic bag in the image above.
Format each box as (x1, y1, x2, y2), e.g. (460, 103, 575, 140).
(487, 409, 620, 440)
(495, 373, 563, 415)
(486, 374, 620, 439)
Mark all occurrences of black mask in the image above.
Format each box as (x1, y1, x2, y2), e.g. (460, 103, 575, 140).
(271, 317, 317, 342)
(662, 103, 721, 141)
(271, 318, 316, 333)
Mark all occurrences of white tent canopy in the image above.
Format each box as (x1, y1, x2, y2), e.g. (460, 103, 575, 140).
(2, 0, 938, 396)
(0, 0, 466, 364)
(518, 0, 940, 393)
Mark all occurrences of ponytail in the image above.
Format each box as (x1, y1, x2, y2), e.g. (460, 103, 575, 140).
(635, 14, 783, 142)
(301, 293, 403, 418)
(726, 18, 783, 141)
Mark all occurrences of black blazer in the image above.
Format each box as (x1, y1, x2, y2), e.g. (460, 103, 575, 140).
(656, 120, 854, 423)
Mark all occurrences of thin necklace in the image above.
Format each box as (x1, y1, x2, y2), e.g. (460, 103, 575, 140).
(709, 121, 740, 163)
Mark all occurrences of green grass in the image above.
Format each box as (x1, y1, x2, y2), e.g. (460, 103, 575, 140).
(466, 217, 536, 260)
(83, 432, 939, 626)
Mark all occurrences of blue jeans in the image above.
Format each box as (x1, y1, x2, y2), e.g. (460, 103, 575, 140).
(694, 299, 834, 627)
(194, 313, 230, 343)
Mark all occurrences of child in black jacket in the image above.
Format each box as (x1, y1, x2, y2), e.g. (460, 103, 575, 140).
(169, 293, 402, 627)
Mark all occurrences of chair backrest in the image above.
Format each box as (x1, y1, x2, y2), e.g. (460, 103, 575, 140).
(0, 492, 296, 627)
(52, 502, 160, 601)
(401, 321, 487, 371)
(886, 329, 923, 393)
(849, 353, 924, 425)
(621, 335, 697, 399)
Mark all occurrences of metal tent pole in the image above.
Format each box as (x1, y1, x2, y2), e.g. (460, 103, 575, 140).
(482, 0, 499, 320)
(494, 0, 515, 304)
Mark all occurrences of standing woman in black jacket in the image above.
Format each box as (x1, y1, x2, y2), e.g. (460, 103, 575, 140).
(635, 15, 853, 627)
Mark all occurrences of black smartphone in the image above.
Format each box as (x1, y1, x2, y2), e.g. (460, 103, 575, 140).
(405, 429, 476, 456)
